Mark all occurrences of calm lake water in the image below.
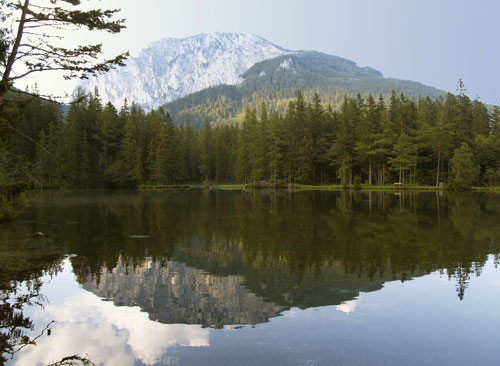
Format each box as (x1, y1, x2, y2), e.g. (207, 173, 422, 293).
(1, 190, 500, 366)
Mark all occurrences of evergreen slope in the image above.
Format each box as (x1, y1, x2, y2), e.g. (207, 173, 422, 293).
(164, 51, 445, 128)
(9, 86, 499, 190)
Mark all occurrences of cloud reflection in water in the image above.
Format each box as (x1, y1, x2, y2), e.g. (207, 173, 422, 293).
(13, 259, 209, 366)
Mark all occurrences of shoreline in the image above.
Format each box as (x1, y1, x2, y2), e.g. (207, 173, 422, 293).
(24, 184, 500, 193)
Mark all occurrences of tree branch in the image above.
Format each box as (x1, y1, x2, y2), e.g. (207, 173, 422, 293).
(0, 0, 128, 106)
(11, 320, 56, 355)
(7, 122, 50, 155)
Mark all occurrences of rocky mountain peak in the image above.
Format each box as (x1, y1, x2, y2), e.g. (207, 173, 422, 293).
(80, 32, 292, 110)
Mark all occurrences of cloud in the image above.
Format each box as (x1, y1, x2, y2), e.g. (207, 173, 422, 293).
(14, 284, 209, 366)
(336, 298, 360, 315)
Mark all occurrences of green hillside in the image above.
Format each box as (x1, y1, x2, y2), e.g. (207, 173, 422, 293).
(164, 51, 445, 128)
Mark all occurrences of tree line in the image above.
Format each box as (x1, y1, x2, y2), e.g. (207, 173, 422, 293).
(5, 84, 498, 190)
(0, 0, 127, 222)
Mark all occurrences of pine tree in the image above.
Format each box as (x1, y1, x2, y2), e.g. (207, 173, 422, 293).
(61, 91, 87, 186)
(328, 96, 356, 185)
(267, 111, 283, 185)
(450, 143, 479, 188)
(180, 117, 198, 182)
(97, 102, 122, 171)
(45, 119, 64, 186)
(198, 117, 215, 182)
(389, 133, 417, 184)
(109, 107, 144, 187)
(293, 90, 314, 183)
(455, 80, 474, 146)
(471, 99, 490, 136)
(355, 95, 375, 184)
(491, 106, 500, 135)
(258, 102, 270, 181)
(234, 107, 254, 183)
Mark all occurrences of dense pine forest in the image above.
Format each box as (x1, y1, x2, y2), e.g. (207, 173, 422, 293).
(2, 85, 500, 198)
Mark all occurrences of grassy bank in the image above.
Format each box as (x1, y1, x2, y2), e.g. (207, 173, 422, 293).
(134, 183, 500, 192)
(138, 184, 194, 190)
(297, 184, 445, 191)
(219, 183, 446, 192)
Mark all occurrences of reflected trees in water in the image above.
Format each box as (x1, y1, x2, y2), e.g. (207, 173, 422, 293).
(1, 190, 500, 361)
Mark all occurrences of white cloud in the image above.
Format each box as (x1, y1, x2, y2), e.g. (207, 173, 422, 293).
(336, 298, 360, 315)
(13, 261, 209, 366)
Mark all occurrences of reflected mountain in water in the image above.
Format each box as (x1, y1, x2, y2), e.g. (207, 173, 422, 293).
(82, 257, 286, 327)
(2, 189, 500, 347)
(81, 241, 399, 327)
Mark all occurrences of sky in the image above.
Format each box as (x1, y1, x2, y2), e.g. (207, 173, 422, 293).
(14, 0, 500, 104)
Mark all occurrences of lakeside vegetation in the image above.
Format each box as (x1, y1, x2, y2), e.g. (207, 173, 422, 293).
(3, 85, 500, 182)
(0, 0, 127, 223)
(1, 82, 500, 221)
(1, 2, 498, 222)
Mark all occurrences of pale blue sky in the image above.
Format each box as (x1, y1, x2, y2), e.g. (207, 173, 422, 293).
(22, 0, 500, 104)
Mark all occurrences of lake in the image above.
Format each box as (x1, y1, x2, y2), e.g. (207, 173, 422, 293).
(1, 190, 500, 366)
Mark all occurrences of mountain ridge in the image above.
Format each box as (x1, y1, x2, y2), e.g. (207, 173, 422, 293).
(81, 32, 292, 110)
(162, 50, 445, 128)
(80, 32, 446, 125)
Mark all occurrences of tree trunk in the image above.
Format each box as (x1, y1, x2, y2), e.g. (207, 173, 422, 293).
(368, 157, 372, 185)
(435, 145, 441, 187)
(382, 163, 385, 185)
(0, 0, 30, 104)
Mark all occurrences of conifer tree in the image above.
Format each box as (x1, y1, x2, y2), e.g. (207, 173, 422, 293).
(62, 90, 87, 185)
(258, 102, 270, 181)
(355, 95, 377, 184)
(235, 107, 256, 183)
(450, 143, 479, 188)
(198, 117, 214, 182)
(180, 117, 198, 182)
(293, 90, 314, 183)
(267, 111, 283, 185)
(309, 93, 329, 183)
(97, 102, 122, 171)
(455, 80, 473, 146)
(490, 106, 500, 135)
(471, 99, 490, 136)
(328, 96, 356, 185)
(45, 119, 64, 186)
(389, 133, 416, 184)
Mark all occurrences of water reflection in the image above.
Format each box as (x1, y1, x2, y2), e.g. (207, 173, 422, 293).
(82, 257, 285, 327)
(14, 260, 209, 366)
(336, 298, 360, 315)
(2, 190, 500, 364)
(0, 225, 65, 365)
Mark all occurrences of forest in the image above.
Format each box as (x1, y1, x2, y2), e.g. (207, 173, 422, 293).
(2, 83, 500, 197)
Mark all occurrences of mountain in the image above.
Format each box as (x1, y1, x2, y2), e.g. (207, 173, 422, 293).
(83, 258, 286, 328)
(80, 32, 291, 110)
(81, 32, 446, 127)
(163, 51, 446, 128)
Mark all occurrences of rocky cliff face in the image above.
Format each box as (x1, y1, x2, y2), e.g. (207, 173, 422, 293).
(83, 257, 285, 328)
(80, 32, 291, 110)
